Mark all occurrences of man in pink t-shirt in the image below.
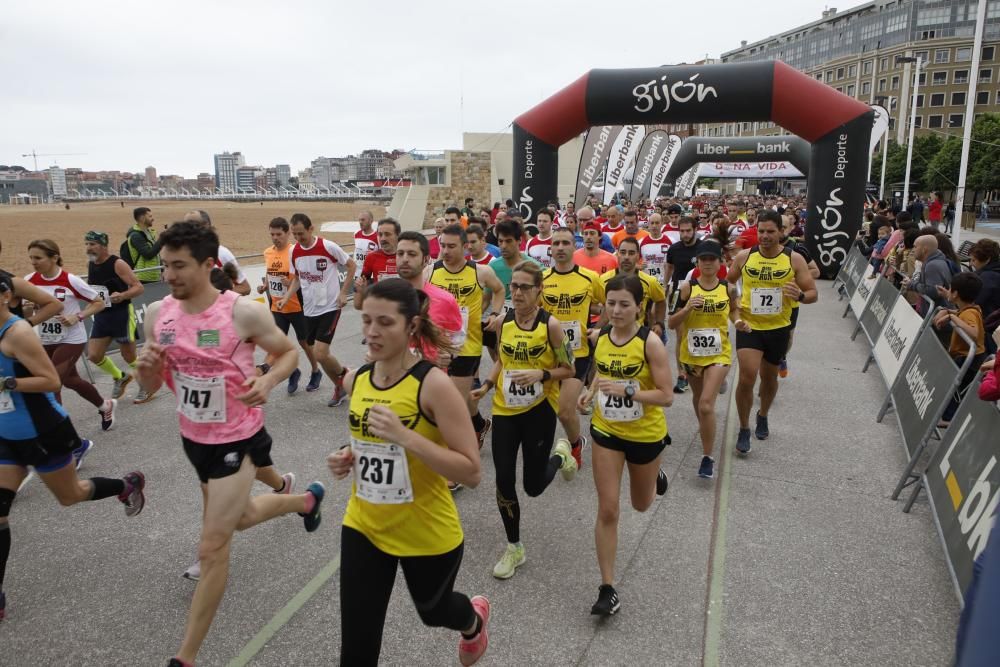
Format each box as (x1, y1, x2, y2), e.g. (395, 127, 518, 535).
(393, 231, 462, 365)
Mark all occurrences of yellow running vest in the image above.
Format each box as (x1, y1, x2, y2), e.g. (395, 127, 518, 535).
(739, 246, 795, 330)
(599, 269, 665, 326)
(492, 309, 560, 417)
(591, 326, 668, 443)
(429, 260, 483, 357)
(343, 361, 463, 557)
(541, 265, 604, 359)
(678, 280, 732, 367)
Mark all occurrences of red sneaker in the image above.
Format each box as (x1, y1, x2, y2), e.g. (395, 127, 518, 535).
(571, 435, 587, 471)
(458, 595, 490, 666)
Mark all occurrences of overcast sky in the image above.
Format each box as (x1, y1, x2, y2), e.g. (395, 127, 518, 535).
(4, 0, 835, 177)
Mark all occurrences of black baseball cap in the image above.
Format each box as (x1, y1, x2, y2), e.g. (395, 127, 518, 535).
(695, 241, 723, 259)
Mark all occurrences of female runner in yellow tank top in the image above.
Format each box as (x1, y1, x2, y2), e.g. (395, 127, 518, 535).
(668, 240, 749, 481)
(578, 273, 673, 617)
(326, 278, 490, 667)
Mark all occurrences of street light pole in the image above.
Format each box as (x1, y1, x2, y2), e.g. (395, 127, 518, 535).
(874, 95, 895, 201)
(899, 56, 922, 209)
(953, 0, 987, 246)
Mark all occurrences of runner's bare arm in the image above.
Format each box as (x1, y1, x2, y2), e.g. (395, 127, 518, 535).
(727, 249, 750, 284)
(405, 367, 482, 487)
(135, 300, 166, 394)
(667, 282, 693, 330)
(641, 335, 673, 407)
(785, 252, 818, 304)
(469, 356, 502, 401)
(64, 296, 105, 326)
(336, 258, 357, 307)
(479, 264, 505, 316)
(2, 322, 61, 393)
(113, 258, 145, 302)
(234, 298, 297, 386)
(13, 278, 62, 325)
(277, 275, 300, 310)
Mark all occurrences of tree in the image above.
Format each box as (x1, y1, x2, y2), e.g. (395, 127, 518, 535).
(925, 136, 961, 192)
(870, 140, 907, 186)
(967, 113, 1000, 195)
(909, 133, 943, 191)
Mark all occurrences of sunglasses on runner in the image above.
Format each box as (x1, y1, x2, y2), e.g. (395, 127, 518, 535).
(510, 282, 538, 292)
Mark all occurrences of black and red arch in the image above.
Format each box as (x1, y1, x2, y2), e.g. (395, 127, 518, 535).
(512, 61, 873, 277)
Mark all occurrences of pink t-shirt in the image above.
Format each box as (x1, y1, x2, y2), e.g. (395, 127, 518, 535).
(155, 290, 264, 444)
(420, 282, 462, 364)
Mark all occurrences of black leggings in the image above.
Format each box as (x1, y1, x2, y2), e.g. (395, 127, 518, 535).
(491, 401, 560, 544)
(339, 525, 475, 666)
(45, 343, 103, 408)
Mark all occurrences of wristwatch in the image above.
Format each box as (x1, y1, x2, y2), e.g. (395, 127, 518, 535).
(540, 370, 552, 382)
(624, 383, 636, 399)
(1, 376, 16, 391)
(796, 291, 805, 302)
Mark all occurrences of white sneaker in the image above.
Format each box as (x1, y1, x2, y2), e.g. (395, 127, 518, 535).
(554, 439, 578, 481)
(274, 472, 296, 494)
(182, 561, 200, 582)
(492, 543, 526, 579)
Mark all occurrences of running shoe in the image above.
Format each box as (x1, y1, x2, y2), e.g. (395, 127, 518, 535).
(327, 369, 349, 407)
(133, 386, 156, 404)
(0, 591, 5, 622)
(698, 455, 715, 479)
(719, 379, 728, 395)
(287, 368, 302, 395)
(111, 374, 132, 399)
(182, 561, 200, 582)
(590, 584, 620, 616)
(168, 659, 193, 667)
(755, 412, 769, 440)
(656, 468, 668, 496)
(72, 438, 94, 471)
(119, 471, 146, 517)
(99, 398, 117, 431)
(299, 482, 325, 532)
(448, 481, 464, 492)
(736, 428, 752, 455)
(778, 359, 789, 378)
(275, 472, 296, 494)
(306, 369, 322, 392)
(476, 418, 492, 451)
(673, 376, 689, 394)
(492, 543, 526, 579)
(554, 439, 578, 482)
(458, 595, 491, 666)
(571, 435, 588, 471)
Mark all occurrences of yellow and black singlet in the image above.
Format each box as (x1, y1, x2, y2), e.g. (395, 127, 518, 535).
(591, 325, 667, 443)
(429, 259, 483, 356)
(541, 265, 604, 358)
(739, 245, 794, 330)
(343, 361, 463, 557)
(598, 269, 666, 326)
(678, 280, 732, 367)
(492, 309, 560, 417)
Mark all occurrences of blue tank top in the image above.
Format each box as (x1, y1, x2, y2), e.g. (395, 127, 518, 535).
(0, 316, 68, 442)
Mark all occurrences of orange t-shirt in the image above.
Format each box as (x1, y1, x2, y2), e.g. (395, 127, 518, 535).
(611, 229, 649, 249)
(948, 305, 985, 357)
(263, 245, 302, 314)
(573, 248, 619, 277)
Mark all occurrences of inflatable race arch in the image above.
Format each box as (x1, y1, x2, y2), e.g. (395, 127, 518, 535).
(512, 61, 873, 278)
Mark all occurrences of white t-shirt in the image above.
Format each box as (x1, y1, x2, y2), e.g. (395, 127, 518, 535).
(525, 235, 554, 268)
(290, 237, 351, 316)
(216, 244, 247, 284)
(353, 229, 379, 278)
(25, 269, 99, 345)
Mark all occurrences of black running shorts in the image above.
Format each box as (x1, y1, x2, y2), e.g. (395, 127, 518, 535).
(305, 310, 342, 345)
(181, 428, 274, 484)
(273, 310, 308, 341)
(735, 327, 792, 366)
(589, 426, 667, 465)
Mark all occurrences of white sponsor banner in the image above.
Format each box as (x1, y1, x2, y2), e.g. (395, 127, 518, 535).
(849, 273, 879, 318)
(697, 162, 804, 178)
(873, 294, 924, 385)
(868, 104, 890, 178)
(603, 125, 645, 204)
(575, 125, 621, 207)
(674, 164, 701, 197)
(647, 134, 683, 199)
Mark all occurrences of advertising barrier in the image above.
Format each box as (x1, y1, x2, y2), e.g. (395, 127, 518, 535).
(923, 379, 1000, 598)
(871, 293, 930, 387)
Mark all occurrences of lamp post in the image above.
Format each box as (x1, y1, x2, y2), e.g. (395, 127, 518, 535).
(896, 55, 922, 209)
(952, 0, 987, 246)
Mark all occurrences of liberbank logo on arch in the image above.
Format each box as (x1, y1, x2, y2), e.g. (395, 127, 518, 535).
(511, 60, 874, 278)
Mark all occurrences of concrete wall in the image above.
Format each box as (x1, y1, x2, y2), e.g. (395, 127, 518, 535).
(462, 131, 585, 206)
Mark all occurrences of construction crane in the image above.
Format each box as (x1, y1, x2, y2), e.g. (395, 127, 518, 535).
(20, 149, 87, 172)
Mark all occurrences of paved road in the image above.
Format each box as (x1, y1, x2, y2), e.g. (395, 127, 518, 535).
(3, 284, 958, 666)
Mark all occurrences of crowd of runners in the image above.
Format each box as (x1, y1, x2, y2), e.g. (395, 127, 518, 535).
(0, 194, 822, 665)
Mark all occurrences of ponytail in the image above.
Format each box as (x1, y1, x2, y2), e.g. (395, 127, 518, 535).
(414, 288, 459, 361)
